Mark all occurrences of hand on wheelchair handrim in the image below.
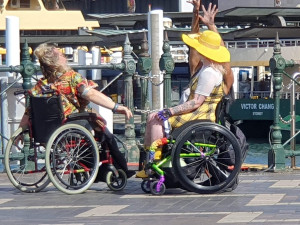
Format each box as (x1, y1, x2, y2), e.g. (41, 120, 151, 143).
(157, 109, 172, 121)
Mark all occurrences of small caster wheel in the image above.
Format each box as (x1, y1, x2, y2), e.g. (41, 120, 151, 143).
(141, 180, 151, 193)
(106, 169, 127, 191)
(150, 181, 166, 195)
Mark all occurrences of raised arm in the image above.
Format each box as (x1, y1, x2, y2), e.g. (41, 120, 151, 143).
(187, 1, 219, 76)
(200, 3, 234, 94)
(187, 0, 202, 76)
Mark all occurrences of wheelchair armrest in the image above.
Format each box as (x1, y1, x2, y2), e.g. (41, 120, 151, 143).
(67, 112, 98, 121)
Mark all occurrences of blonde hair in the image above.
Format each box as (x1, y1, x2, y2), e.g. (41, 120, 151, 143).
(34, 43, 70, 80)
(205, 56, 226, 76)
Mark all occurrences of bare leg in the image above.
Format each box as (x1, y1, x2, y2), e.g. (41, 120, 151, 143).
(144, 112, 165, 147)
(136, 113, 165, 177)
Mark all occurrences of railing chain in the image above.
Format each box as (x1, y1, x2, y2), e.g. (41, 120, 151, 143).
(134, 71, 165, 86)
(279, 114, 292, 124)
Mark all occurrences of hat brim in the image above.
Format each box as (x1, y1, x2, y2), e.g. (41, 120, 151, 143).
(182, 33, 230, 63)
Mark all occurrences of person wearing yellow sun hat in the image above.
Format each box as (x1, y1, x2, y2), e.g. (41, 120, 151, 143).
(182, 30, 230, 63)
(136, 1, 233, 178)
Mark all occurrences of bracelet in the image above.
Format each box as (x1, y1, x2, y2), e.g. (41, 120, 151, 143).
(112, 103, 119, 113)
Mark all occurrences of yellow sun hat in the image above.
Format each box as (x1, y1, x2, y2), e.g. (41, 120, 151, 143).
(182, 30, 230, 63)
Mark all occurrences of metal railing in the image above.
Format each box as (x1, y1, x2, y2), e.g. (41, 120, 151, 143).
(226, 39, 300, 49)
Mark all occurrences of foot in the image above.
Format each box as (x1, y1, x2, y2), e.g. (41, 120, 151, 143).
(135, 170, 148, 178)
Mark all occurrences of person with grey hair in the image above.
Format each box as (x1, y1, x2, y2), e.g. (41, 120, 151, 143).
(19, 43, 135, 178)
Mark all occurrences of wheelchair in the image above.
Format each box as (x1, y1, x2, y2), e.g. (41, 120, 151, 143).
(5, 91, 127, 194)
(139, 98, 244, 195)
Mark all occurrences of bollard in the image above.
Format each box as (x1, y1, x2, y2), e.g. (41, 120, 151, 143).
(122, 34, 139, 163)
(20, 40, 35, 92)
(268, 33, 294, 171)
(137, 32, 152, 170)
(137, 32, 152, 138)
(159, 31, 174, 108)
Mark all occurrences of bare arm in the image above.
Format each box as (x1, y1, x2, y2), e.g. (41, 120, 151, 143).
(222, 63, 234, 95)
(187, 1, 219, 76)
(83, 88, 133, 119)
(19, 114, 29, 129)
(187, 0, 203, 76)
(187, 2, 233, 94)
(169, 94, 205, 115)
(200, 3, 234, 94)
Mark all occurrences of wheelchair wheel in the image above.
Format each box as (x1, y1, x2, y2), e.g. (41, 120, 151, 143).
(5, 127, 50, 193)
(171, 122, 242, 194)
(150, 181, 166, 195)
(106, 169, 127, 191)
(45, 124, 99, 194)
(141, 180, 151, 193)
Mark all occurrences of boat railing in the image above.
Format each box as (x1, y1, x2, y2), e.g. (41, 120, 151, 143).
(226, 39, 300, 49)
(235, 91, 300, 100)
(280, 92, 300, 100)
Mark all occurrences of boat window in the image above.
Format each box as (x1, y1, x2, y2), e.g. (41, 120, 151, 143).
(42, 0, 63, 10)
(20, 0, 30, 8)
(6, 0, 30, 9)
(6, 0, 41, 10)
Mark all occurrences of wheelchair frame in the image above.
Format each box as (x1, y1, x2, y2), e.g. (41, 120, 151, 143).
(4, 91, 128, 194)
(140, 121, 242, 195)
(140, 97, 244, 195)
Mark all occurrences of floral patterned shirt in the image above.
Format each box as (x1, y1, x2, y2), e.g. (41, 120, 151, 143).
(29, 70, 98, 117)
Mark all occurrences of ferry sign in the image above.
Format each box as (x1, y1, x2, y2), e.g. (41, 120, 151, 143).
(229, 99, 291, 121)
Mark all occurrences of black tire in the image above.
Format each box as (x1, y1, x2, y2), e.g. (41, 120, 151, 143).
(141, 180, 151, 193)
(150, 181, 166, 195)
(5, 128, 50, 193)
(171, 122, 242, 194)
(106, 169, 127, 191)
(45, 124, 99, 194)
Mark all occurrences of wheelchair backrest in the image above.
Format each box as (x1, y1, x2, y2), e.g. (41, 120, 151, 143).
(215, 87, 235, 125)
(30, 95, 64, 143)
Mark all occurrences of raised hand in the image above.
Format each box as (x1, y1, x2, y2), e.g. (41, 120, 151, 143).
(199, 2, 218, 29)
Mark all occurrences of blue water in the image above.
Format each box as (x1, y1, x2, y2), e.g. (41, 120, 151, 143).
(244, 138, 270, 165)
(244, 138, 300, 167)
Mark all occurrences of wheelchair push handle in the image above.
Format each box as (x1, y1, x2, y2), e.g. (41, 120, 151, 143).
(14, 90, 27, 96)
(14, 85, 58, 96)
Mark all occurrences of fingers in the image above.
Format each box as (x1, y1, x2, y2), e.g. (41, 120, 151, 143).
(201, 4, 206, 13)
(203, 2, 218, 14)
(123, 107, 133, 120)
(211, 4, 218, 16)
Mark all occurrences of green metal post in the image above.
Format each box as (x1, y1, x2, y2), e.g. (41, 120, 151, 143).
(268, 34, 294, 171)
(122, 34, 139, 163)
(20, 40, 37, 171)
(20, 40, 35, 92)
(137, 32, 152, 137)
(159, 31, 174, 108)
